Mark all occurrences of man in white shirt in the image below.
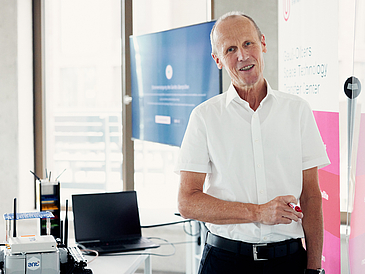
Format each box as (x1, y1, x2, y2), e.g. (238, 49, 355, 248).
(176, 11, 329, 274)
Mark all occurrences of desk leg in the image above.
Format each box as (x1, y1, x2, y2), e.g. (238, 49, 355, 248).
(144, 255, 152, 274)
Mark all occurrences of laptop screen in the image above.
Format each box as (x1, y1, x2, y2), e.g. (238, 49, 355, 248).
(72, 191, 142, 243)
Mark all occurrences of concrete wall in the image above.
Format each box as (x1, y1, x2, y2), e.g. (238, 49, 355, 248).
(213, 0, 278, 91)
(0, 0, 34, 235)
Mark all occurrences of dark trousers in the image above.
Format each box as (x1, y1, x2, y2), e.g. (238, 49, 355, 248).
(198, 243, 307, 274)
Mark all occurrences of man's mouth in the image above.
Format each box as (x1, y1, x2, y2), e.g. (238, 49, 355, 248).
(239, 65, 254, 71)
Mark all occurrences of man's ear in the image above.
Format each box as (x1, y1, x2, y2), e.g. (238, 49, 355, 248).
(261, 34, 267, 53)
(212, 53, 223, 70)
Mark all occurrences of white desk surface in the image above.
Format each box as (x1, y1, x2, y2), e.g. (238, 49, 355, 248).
(85, 253, 151, 274)
(82, 208, 184, 274)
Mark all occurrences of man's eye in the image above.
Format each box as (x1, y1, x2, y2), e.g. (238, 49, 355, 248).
(245, 42, 252, 46)
(227, 47, 235, 53)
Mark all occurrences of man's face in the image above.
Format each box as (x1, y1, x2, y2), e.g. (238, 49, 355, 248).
(212, 16, 267, 90)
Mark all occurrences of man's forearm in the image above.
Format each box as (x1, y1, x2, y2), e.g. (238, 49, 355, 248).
(301, 195, 324, 269)
(300, 167, 324, 269)
(178, 188, 259, 224)
(178, 171, 303, 225)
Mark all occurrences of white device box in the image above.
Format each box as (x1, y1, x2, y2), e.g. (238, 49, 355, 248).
(7, 235, 57, 254)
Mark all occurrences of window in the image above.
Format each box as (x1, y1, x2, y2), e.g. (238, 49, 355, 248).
(43, 0, 210, 210)
(44, 0, 123, 202)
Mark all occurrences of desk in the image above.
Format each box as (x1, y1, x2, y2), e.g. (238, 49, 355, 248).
(78, 208, 187, 274)
(85, 253, 151, 274)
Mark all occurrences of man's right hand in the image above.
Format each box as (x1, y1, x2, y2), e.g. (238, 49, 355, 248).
(257, 195, 303, 225)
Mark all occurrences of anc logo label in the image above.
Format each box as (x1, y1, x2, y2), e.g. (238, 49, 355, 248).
(27, 257, 41, 271)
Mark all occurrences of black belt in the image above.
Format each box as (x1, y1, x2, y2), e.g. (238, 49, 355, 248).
(206, 232, 301, 261)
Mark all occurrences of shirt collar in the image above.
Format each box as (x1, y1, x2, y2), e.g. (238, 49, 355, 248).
(225, 79, 277, 108)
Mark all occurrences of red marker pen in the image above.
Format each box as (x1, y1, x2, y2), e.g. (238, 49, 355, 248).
(288, 203, 302, 212)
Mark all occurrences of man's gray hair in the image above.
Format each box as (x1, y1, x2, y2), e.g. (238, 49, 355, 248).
(210, 11, 263, 55)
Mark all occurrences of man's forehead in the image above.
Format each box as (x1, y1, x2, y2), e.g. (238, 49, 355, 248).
(215, 16, 255, 38)
(214, 17, 256, 44)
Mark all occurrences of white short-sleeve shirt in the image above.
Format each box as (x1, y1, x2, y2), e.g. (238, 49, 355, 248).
(175, 82, 330, 243)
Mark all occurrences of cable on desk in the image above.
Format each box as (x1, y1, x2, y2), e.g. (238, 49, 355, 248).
(80, 249, 99, 264)
(183, 220, 201, 237)
(141, 219, 189, 229)
(142, 218, 203, 247)
(101, 237, 176, 257)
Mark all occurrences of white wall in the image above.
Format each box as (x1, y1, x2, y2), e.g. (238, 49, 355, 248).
(0, 0, 34, 237)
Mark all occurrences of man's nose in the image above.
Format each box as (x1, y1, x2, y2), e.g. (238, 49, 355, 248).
(237, 47, 249, 61)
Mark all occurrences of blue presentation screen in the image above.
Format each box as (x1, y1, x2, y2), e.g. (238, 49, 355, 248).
(130, 21, 221, 147)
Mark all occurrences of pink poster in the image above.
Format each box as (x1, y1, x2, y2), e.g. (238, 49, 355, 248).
(313, 111, 341, 273)
(278, 0, 341, 271)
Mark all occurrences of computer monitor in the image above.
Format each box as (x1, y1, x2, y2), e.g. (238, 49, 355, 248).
(129, 21, 222, 147)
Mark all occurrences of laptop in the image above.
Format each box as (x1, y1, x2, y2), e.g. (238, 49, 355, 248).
(72, 191, 159, 253)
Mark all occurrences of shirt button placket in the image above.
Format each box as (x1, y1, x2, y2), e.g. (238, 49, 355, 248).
(251, 112, 269, 239)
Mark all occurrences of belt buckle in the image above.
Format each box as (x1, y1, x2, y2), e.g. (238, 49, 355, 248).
(253, 243, 268, 261)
